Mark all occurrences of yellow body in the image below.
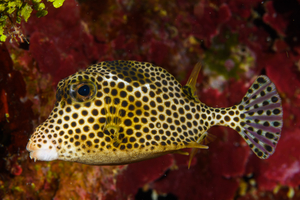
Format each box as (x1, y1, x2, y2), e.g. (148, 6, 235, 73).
(26, 60, 283, 166)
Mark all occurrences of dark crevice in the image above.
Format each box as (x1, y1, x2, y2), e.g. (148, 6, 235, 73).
(135, 188, 178, 200)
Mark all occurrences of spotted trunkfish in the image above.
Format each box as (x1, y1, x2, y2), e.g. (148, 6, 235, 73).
(26, 60, 283, 168)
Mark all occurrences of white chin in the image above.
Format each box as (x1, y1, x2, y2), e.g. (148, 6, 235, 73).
(26, 140, 59, 162)
(29, 149, 59, 161)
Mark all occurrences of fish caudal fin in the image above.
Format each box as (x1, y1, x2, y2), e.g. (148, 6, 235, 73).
(233, 75, 283, 159)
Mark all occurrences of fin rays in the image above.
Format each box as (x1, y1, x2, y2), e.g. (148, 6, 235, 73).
(245, 115, 281, 121)
(235, 75, 282, 159)
(244, 103, 281, 114)
(243, 127, 275, 147)
(242, 81, 272, 106)
(246, 122, 280, 133)
(244, 90, 277, 109)
(242, 131, 266, 152)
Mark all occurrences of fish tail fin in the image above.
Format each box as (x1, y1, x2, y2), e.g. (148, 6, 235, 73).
(226, 75, 283, 159)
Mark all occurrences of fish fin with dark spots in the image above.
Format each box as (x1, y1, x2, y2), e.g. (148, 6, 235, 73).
(188, 132, 216, 169)
(232, 75, 283, 159)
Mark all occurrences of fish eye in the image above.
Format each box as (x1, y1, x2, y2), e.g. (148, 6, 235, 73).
(70, 81, 96, 102)
(78, 85, 90, 96)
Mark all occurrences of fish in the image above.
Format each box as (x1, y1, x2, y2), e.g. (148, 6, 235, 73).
(26, 60, 283, 168)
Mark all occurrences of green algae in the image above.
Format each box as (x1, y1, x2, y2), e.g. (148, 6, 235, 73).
(0, 0, 66, 42)
(203, 32, 255, 80)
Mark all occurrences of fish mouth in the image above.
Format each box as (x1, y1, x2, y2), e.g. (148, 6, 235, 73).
(26, 139, 59, 162)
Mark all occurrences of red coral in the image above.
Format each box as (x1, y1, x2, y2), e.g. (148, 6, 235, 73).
(0, 44, 34, 188)
(29, 32, 61, 75)
(153, 149, 240, 200)
(148, 40, 172, 66)
(191, 2, 231, 47)
(116, 154, 174, 199)
(10, 164, 22, 176)
(260, 129, 300, 189)
(0, 44, 34, 155)
(264, 52, 300, 98)
(263, 1, 288, 37)
(26, 0, 98, 85)
(228, 0, 262, 19)
(273, 39, 290, 52)
(208, 128, 250, 178)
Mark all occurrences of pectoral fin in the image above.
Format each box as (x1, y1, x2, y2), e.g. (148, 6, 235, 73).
(102, 96, 124, 147)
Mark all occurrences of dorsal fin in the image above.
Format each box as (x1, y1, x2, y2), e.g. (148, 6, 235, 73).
(182, 62, 202, 103)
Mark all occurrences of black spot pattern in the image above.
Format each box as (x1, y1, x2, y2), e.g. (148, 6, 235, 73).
(27, 62, 282, 166)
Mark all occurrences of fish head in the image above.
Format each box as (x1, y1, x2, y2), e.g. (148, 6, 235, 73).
(26, 70, 103, 163)
(26, 60, 193, 165)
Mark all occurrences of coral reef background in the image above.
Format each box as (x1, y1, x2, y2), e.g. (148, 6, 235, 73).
(1, 0, 300, 199)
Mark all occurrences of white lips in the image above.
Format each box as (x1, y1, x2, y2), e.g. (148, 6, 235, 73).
(26, 139, 59, 162)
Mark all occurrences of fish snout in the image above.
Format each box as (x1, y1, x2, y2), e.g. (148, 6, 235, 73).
(26, 135, 59, 162)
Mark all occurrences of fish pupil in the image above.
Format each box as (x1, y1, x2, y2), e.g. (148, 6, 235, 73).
(78, 85, 90, 96)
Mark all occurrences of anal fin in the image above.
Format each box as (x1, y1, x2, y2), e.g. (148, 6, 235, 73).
(173, 150, 189, 156)
(188, 132, 216, 169)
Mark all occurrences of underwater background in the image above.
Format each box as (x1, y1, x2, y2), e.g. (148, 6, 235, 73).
(1, 0, 300, 199)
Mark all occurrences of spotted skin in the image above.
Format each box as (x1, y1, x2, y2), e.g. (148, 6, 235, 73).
(26, 60, 283, 165)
